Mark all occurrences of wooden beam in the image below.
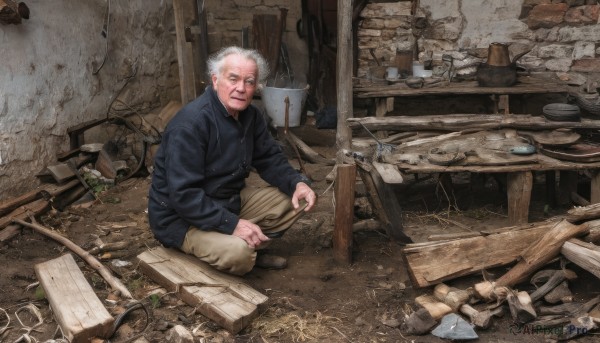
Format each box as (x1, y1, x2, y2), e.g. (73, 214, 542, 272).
(402, 220, 579, 288)
(336, 0, 353, 162)
(507, 171, 533, 225)
(35, 254, 114, 343)
(138, 247, 268, 334)
(561, 238, 600, 279)
(347, 114, 600, 132)
(172, 0, 198, 104)
(333, 164, 356, 263)
(495, 219, 590, 287)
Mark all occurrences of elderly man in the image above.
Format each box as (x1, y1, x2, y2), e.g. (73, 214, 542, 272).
(148, 46, 316, 275)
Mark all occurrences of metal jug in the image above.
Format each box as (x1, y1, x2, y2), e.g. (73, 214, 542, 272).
(486, 42, 511, 67)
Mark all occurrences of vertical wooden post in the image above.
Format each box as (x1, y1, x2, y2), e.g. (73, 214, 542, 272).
(507, 171, 533, 225)
(333, 164, 356, 264)
(336, 0, 353, 163)
(173, 0, 198, 104)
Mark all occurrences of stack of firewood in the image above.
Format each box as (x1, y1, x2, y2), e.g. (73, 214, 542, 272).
(402, 205, 600, 340)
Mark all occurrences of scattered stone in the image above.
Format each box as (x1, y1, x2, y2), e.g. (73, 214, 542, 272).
(165, 325, 193, 343)
(431, 313, 478, 340)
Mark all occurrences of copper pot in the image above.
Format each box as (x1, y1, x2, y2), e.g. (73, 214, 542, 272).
(486, 42, 511, 67)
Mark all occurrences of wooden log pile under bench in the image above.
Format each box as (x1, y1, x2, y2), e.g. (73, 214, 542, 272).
(401, 203, 600, 339)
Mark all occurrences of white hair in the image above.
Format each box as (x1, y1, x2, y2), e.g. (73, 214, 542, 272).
(207, 46, 269, 84)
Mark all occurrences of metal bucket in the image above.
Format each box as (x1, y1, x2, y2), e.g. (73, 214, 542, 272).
(261, 85, 308, 127)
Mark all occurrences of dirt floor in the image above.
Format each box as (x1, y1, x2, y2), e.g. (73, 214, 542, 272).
(1, 126, 599, 343)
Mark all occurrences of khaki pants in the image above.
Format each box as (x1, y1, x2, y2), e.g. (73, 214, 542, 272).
(181, 186, 306, 275)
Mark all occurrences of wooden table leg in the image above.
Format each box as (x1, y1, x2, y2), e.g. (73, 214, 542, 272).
(507, 171, 533, 225)
(591, 170, 600, 204)
(374, 97, 391, 139)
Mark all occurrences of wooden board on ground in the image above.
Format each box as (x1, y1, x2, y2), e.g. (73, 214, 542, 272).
(34, 254, 114, 343)
(137, 247, 268, 334)
(402, 221, 560, 288)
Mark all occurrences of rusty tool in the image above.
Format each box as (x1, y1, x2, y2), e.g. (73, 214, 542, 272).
(283, 96, 310, 179)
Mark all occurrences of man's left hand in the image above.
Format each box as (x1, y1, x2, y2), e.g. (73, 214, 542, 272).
(292, 182, 317, 212)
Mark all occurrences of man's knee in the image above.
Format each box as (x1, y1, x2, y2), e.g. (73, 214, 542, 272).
(212, 239, 256, 275)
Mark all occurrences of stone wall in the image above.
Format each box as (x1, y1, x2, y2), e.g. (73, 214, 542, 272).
(358, 0, 600, 81)
(0, 0, 179, 200)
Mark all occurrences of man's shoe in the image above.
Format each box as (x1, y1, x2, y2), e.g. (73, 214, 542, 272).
(255, 254, 287, 270)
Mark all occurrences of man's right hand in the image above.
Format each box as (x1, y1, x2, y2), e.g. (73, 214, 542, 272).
(232, 219, 270, 249)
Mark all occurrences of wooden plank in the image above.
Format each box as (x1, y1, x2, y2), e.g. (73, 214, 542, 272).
(354, 76, 567, 98)
(373, 162, 403, 184)
(496, 219, 591, 287)
(368, 163, 411, 243)
(0, 224, 21, 245)
(172, 0, 197, 104)
(347, 114, 600, 132)
(0, 198, 49, 230)
(156, 100, 183, 132)
(333, 164, 356, 263)
(34, 254, 114, 343)
(507, 171, 533, 225)
(137, 247, 268, 333)
(561, 239, 600, 279)
(47, 163, 76, 184)
(0, 179, 79, 232)
(337, 0, 353, 161)
(403, 221, 559, 288)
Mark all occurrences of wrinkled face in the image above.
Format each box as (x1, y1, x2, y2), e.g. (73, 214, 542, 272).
(212, 54, 258, 117)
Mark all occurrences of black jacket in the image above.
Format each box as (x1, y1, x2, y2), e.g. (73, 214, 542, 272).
(148, 86, 308, 248)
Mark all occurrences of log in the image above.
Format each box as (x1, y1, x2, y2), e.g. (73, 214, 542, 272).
(495, 219, 591, 288)
(0, 179, 79, 217)
(13, 218, 133, 299)
(566, 203, 600, 223)
(347, 114, 600, 132)
(544, 281, 573, 304)
(529, 269, 577, 302)
(403, 220, 560, 288)
(286, 131, 335, 166)
(507, 291, 537, 324)
(561, 239, 600, 279)
(0, 224, 21, 245)
(432, 283, 473, 311)
(414, 295, 453, 320)
(507, 171, 533, 225)
(0, 198, 49, 230)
